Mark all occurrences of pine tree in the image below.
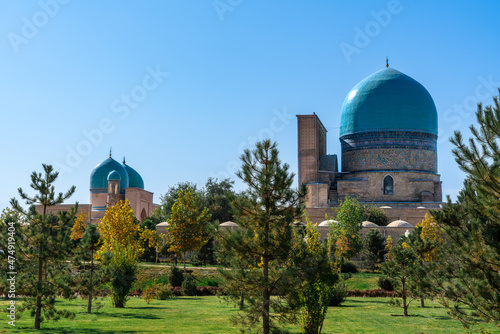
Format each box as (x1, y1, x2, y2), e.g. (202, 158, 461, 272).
(361, 229, 386, 272)
(381, 234, 418, 316)
(217, 140, 305, 334)
(430, 91, 500, 327)
(10, 164, 76, 330)
(71, 224, 102, 314)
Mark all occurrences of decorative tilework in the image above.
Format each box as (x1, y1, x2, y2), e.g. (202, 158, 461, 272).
(340, 130, 437, 173)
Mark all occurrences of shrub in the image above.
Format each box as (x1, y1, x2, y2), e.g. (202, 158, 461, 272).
(197, 277, 220, 287)
(378, 276, 396, 291)
(168, 266, 184, 287)
(364, 206, 389, 226)
(348, 289, 397, 297)
(196, 286, 223, 296)
(181, 275, 198, 296)
(328, 280, 348, 307)
(142, 286, 156, 304)
(156, 283, 173, 300)
(341, 261, 358, 273)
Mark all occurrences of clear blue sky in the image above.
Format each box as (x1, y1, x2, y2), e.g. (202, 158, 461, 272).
(1, 0, 500, 209)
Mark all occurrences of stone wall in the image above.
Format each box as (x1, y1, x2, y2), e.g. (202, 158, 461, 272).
(304, 206, 433, 226)
(35, 204, 92, 224)
(305, 183, 329, 208)
(316, 225, 414, 242)
(337, 171, 441, 203)
(297, 114, 327, 187)
(340, 130, 437, 173)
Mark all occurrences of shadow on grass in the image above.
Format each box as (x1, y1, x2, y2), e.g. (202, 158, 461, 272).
(11, 328, 137, 334)
(347, 298, 390, 305)
(103, 312, 161, 320)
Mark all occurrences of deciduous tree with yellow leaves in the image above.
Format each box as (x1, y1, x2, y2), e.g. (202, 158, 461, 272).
(167, 187, 211, 272)
(97, 199, 143, 308)
(97, 199, 143, 259)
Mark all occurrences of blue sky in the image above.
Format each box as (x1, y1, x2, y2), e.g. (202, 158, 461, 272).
(1, 0, 500, 209)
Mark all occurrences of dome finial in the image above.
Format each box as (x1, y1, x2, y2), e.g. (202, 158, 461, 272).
(123, 156, 126, 164)
(386, 57, 389, 68)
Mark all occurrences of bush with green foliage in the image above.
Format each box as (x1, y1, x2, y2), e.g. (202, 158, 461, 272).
(364, 206, 389, 226)
(340, 261, 358, 273)
(168, 266, 184, 287)
(197, 276, 220, 287)
(156, 283, 173, 300)
(330, 196, 364, 270)
(378, 276, 397, 291)
(105, 243, 140, 308)
(181, 275, 198, 296)
(139, 219, 157, 262)
(328, 279, 348, 307)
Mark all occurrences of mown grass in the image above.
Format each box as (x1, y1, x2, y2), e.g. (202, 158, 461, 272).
(1, 296, 495, 333)
(344, 272, 382, 291)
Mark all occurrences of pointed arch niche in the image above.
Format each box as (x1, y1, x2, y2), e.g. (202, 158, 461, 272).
(383, 175, 394, 195)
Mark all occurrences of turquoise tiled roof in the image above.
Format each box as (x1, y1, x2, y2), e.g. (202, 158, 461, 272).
(340, 68, 438, 136)
(107, 170, 121, 181)
(90, 157, 129, 190)
(123, 162, 144, 189)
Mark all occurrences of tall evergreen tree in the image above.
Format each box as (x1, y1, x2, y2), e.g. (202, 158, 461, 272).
(217, 140, 305, 334)
(430, 90, 500, 327)
(10, 164, 76, 330)
(71, 223, 102, 314)
(381, 234, 418, 316)
(361, 229, 386, 272)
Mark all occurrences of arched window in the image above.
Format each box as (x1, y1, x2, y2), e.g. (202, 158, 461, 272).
(383, 175, 394, 195)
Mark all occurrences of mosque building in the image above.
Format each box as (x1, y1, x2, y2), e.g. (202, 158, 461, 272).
(298, 63, 442, 226)
(36, 152, 155, 224)
(88, 152, 154, 224)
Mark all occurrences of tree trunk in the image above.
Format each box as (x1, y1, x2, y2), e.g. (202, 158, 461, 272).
(239, 291, 244, 310)
(183, 252, 186, 273)
(402, 278, 408, 317)
(35, 207, 46, 330)
(420, 297, 425, 308)
(262, 253, 270, 334)
(88, 250, 94, 314)
(34, 256, 43, 329)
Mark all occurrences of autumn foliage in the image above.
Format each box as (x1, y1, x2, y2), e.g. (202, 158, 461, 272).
(167, 188, 211, 270)
(97, 199, 143, 260)
(70, 211, 89, 241)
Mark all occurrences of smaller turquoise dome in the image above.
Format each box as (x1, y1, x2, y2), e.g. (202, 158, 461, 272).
(123, 160, 144, 189)
(107, 170, 121, 181)
(90, 157, 129, 190)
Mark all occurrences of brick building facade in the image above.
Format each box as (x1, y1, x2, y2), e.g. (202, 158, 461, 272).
(298, 66, 443, 229)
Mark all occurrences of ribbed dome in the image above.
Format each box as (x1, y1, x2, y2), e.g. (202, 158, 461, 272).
(123, 161, 144, 189)
(90, 157, 129, 190)
(340, 68, 437, 137)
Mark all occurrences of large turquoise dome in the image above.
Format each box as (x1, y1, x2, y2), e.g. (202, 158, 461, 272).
(90, 157, 129, 191)
(339, 68, 437, 136)
(123, 161, 144, 189)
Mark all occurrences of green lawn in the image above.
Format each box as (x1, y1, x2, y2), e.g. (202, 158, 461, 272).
(345, 272, 382, 291)
(1, 296, 495, 333)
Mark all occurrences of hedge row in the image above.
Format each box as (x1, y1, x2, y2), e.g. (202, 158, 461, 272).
(347, 289, 399, 297)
